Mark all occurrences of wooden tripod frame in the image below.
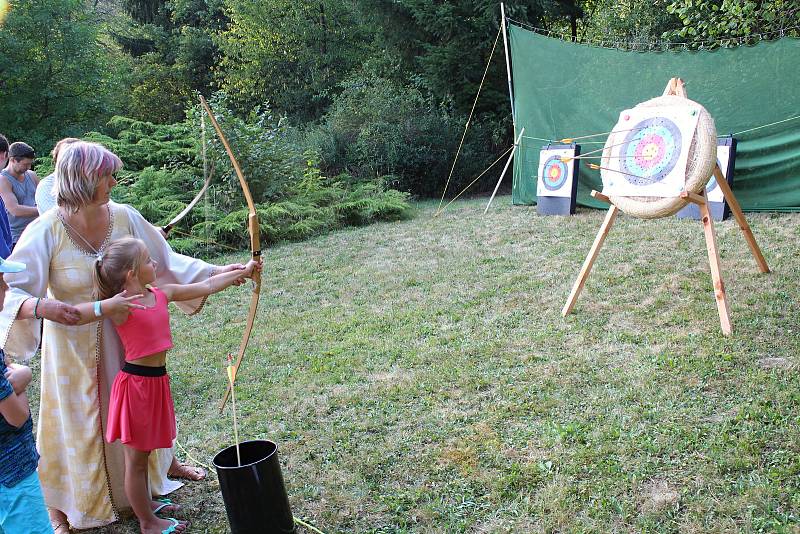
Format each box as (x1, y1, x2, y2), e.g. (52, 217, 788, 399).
(561, 79, 770, 335)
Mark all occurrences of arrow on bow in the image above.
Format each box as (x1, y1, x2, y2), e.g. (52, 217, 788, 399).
(198, 95, 263, 413)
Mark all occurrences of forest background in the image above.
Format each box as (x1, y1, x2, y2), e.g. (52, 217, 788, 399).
(0, 0, 797, 255)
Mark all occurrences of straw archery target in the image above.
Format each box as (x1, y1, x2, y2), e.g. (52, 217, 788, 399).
(602, 105, 701, 198)
(537, 146, 578, 198)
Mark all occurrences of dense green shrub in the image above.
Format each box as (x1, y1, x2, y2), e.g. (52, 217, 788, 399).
(304, 74, 504, 198)
(85, 99, 410, 257)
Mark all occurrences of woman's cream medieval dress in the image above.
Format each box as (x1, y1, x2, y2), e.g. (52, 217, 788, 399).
(0, 203, 215, 528)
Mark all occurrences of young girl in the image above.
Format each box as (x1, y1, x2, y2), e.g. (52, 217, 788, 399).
(80, 237, 259, 534)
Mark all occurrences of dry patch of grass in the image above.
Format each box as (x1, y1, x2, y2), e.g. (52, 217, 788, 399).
(639, 479, 680, 514)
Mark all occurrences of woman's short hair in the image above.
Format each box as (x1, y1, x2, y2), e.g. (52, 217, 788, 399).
(56, 141, 122, 213)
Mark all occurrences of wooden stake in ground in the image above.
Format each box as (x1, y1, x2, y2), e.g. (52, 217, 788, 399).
(683, 188, 733, 334)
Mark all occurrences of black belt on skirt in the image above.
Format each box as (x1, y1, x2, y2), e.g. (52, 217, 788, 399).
(122, 362, 167, 377)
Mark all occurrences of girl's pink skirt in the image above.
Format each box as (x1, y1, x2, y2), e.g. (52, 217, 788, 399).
(106, 363, 176, 452)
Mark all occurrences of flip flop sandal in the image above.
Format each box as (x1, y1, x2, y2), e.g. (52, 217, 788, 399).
(162, 517, 188, 533)
(153, 497, 181, 515)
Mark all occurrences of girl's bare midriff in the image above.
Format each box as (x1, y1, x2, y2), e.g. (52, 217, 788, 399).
(130, 351, 168, 367)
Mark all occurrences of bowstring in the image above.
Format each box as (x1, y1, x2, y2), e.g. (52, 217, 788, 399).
(202, 109, 210, 257)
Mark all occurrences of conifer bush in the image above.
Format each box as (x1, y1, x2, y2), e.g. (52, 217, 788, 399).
(40, 98, 411, 257)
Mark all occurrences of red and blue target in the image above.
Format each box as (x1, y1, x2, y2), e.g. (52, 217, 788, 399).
(620, 118, 682, 186)
(541, 155, 570, 191)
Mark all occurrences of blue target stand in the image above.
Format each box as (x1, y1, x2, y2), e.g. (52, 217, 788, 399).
(536, 144, 581, 215)
(676, 136, 737, 221)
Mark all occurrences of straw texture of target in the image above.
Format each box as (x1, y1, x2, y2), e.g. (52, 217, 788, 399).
(677, 136, 737, 221)
(0, 0, 8, 25)
(536, 144, 580, 215)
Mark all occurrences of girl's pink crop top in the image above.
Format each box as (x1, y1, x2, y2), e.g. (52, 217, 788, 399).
(114, 287, 174, 361)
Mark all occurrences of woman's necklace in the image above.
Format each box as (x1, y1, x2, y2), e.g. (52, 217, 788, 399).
(57, 207, 111, 259)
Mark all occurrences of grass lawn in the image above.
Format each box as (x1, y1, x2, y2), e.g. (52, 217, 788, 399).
(69, 196, 800, 532)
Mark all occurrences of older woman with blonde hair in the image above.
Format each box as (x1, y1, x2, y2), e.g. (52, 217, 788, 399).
(0, 141, 246, 532)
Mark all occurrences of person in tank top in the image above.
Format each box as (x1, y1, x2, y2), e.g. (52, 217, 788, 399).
(0, 142, 39, 247)
(81, 236, 259, 534)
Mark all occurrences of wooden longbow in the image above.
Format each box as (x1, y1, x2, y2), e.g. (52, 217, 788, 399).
(198, 95, 262, 412)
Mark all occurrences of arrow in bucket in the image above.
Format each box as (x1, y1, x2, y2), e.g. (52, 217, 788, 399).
(226, 354, 242, 467)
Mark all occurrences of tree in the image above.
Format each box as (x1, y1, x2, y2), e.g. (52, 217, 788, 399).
(0, 0, 124, 149)
(112, 0, 226, 123)
(663, 0, 800, 46)
(349, 0, 595, 123)
(552, 0, 680, 48)
(216, 0, 371, 121)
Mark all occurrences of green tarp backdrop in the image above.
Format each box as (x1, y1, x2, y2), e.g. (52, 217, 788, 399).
(509, 23, 800, 211)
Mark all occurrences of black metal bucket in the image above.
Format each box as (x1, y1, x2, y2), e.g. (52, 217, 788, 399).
(213, 440, 295, 533)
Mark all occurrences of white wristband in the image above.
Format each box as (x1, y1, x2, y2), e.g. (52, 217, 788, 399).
(93, 300, 102, 317)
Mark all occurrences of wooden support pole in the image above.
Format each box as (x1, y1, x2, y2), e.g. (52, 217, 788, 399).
(484, 128, 524, 214)
(590, 190, 611, 204)
(662, 77, 687, 97)
(500, 3, 515, 126)
(562, 204, 619, 316)
(680, 190, 706, 205)
(698, 189, 733, 335)
(712, 165, 770, 273)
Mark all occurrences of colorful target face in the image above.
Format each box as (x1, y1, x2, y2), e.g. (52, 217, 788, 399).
(542, 156, 569, 190)
(619, 118, 681, 186)
(537, 146, 578, 198)
(601, 105, 700, 198)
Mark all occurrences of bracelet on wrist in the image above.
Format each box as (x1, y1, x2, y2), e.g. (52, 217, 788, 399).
(93, 300, 102, 317)
(33, 298, 42, 320)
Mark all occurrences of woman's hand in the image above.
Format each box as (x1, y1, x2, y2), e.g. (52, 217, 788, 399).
(242, 259, 263, 279)
(215, 263, 247, 286)
(4, 363, 32, 395)
(103, 290, 146, 323)
(39, 299, 82, 325)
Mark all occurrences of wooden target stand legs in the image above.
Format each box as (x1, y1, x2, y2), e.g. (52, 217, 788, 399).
(561, 190, 618, 318)
(561, 169, 769, 335)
